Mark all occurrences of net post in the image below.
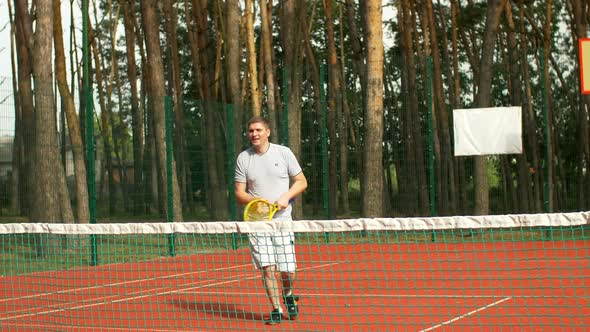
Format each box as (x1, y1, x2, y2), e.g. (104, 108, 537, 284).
(83, 0, 98, 266)
(227, 104, 238, 250)
(165, 96, 176, 256)
(320, 63, 330, 243)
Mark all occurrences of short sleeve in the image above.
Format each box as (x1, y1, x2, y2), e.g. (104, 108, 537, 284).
(235, 152, 247, 183)
(285, 148, 303, 177)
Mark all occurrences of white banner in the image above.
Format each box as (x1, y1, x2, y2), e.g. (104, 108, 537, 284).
(453, 106, 522, 156)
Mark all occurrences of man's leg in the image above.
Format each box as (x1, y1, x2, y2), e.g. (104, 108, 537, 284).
(249, 234, 282, 324)
(280, 271, 296, 296)
(262, 266, 283, 324)
(281, 271, 299, 319)
(274, 230, 299, 320)
(262, 265, 281, 310)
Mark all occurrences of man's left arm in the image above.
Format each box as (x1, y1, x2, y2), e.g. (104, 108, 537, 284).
(276, 172, 307, 209)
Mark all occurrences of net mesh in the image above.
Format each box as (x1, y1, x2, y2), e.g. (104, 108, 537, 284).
(1, 212, 589, 331)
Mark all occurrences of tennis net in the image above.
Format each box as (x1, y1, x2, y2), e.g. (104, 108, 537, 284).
(1, 212, 589, 331)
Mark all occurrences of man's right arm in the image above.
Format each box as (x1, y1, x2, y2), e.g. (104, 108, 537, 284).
(234, 153, 253, 205)
(235, 181, 254, 205)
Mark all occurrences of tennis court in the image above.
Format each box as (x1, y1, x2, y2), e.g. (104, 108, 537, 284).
(1, 213, 589, 331)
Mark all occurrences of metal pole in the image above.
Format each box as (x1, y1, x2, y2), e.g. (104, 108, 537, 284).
(83, 0, 98, 266)
(165, 96, 176, 256)
(228, 104, 238, 250)
(320, 64, 330, 243)
(282, 68, 289, 146)
(426, 57, 438, 242)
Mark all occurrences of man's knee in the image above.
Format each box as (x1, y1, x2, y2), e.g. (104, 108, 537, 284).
(262, 265, 276, 277)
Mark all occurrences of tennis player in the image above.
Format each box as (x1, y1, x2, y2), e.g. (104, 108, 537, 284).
(234, 116, 307, 324)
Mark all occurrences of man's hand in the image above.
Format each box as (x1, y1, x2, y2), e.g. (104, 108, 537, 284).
(275, 197, 291, 210)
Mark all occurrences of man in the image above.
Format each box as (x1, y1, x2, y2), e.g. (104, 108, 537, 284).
(234, 116, 307, 325)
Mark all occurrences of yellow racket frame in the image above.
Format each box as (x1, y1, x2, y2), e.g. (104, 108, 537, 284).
(243, 199, 279, 221)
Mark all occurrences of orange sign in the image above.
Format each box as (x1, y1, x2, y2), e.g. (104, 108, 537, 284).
(579, 38, 590, 94)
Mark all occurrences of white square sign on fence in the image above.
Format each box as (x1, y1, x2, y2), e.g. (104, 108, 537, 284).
(453, 106, 522, 156)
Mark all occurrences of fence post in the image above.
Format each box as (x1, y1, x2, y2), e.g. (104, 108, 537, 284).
(539, 50, 552, 214)
(227, 104, 239, 250)
(165, 96, 176, 256)
(426, 57, 436, 217)
(426, 57, 437, 242)
(320, 64, 329, 219)
(320, 64, 330, 243)
(540, 50, 553, 240)
(83, 0, 98, 266)
(282, 68, 289, 146)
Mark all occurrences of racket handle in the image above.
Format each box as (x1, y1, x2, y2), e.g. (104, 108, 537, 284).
(274, 198, 295, 207)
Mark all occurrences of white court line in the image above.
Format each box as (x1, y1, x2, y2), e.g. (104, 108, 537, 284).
(0, 272, 255, 320)
(186, 291, 582, 299)
(0, 263, 251, 304)
(418, 297, 512, 332)
(0, 263, 254, 319)
(1, 274, 247, 320)
(1, 262, 340, 322)
(191, 291, 580, 299)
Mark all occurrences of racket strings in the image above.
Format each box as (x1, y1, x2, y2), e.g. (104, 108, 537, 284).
(244, 200, 274, 221)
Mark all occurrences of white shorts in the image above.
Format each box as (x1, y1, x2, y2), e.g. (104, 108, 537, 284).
(248, 226, 296, 272)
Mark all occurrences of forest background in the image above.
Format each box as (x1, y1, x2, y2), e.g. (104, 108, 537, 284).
(0, 0, 588, 226)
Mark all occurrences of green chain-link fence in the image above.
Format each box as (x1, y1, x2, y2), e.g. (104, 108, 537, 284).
(0, 52, 587, 225)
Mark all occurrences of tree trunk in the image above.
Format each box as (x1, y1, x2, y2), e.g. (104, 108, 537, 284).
(338, 5, 350, 215)
(474, 0, 508, 215)
(281, 0, 305, 219)
(449, 0, 468, 214)
(415, 1, 439, 216)
(30, 0, 65, 254)
(343, 0, 365, 210)
(324, 0, 340, 217)
(543, 0, 555, 211)
(414, 0, 432, 215)
(301, 8, 323, 217)
(225, 0, 243, 158)
(122, 0, 145, 215)
(103, 1, 125, 214)
(53, 0, 90, 223)
(345, 0, 367, 97)
(571, 0, 590, 210)
(399, 0, 427, 215)
(7, 0, 20, 214)
(362, 0, 384, 217)
(518, 3, 542, 212)
(260, 0, 278, 142)
(114, 67, 130, 213)
(245, 0, 261, 116)
(163, 0, 189, 212)
(190, 0, 227, 220)
(504, 3, 530, 213)
(87, 22, 116, 214)
(425, 0, 454, 216)
(141, 0, 184, 222)
(14, 0, 35, 216)
(435, 3, 455, 215)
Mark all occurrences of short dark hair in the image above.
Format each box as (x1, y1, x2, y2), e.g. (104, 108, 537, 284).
(247, 116, 270, 129)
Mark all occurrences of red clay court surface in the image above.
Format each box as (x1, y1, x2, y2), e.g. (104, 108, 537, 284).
(1, 240, 589, 331)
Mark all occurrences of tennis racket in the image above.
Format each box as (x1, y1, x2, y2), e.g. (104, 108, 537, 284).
(243, 198, 295, 221)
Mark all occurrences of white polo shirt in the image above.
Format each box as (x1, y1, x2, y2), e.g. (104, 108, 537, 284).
(235, 143, 302, 219)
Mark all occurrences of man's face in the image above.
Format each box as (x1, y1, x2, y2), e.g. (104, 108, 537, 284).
(248, 122, 270, 148)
